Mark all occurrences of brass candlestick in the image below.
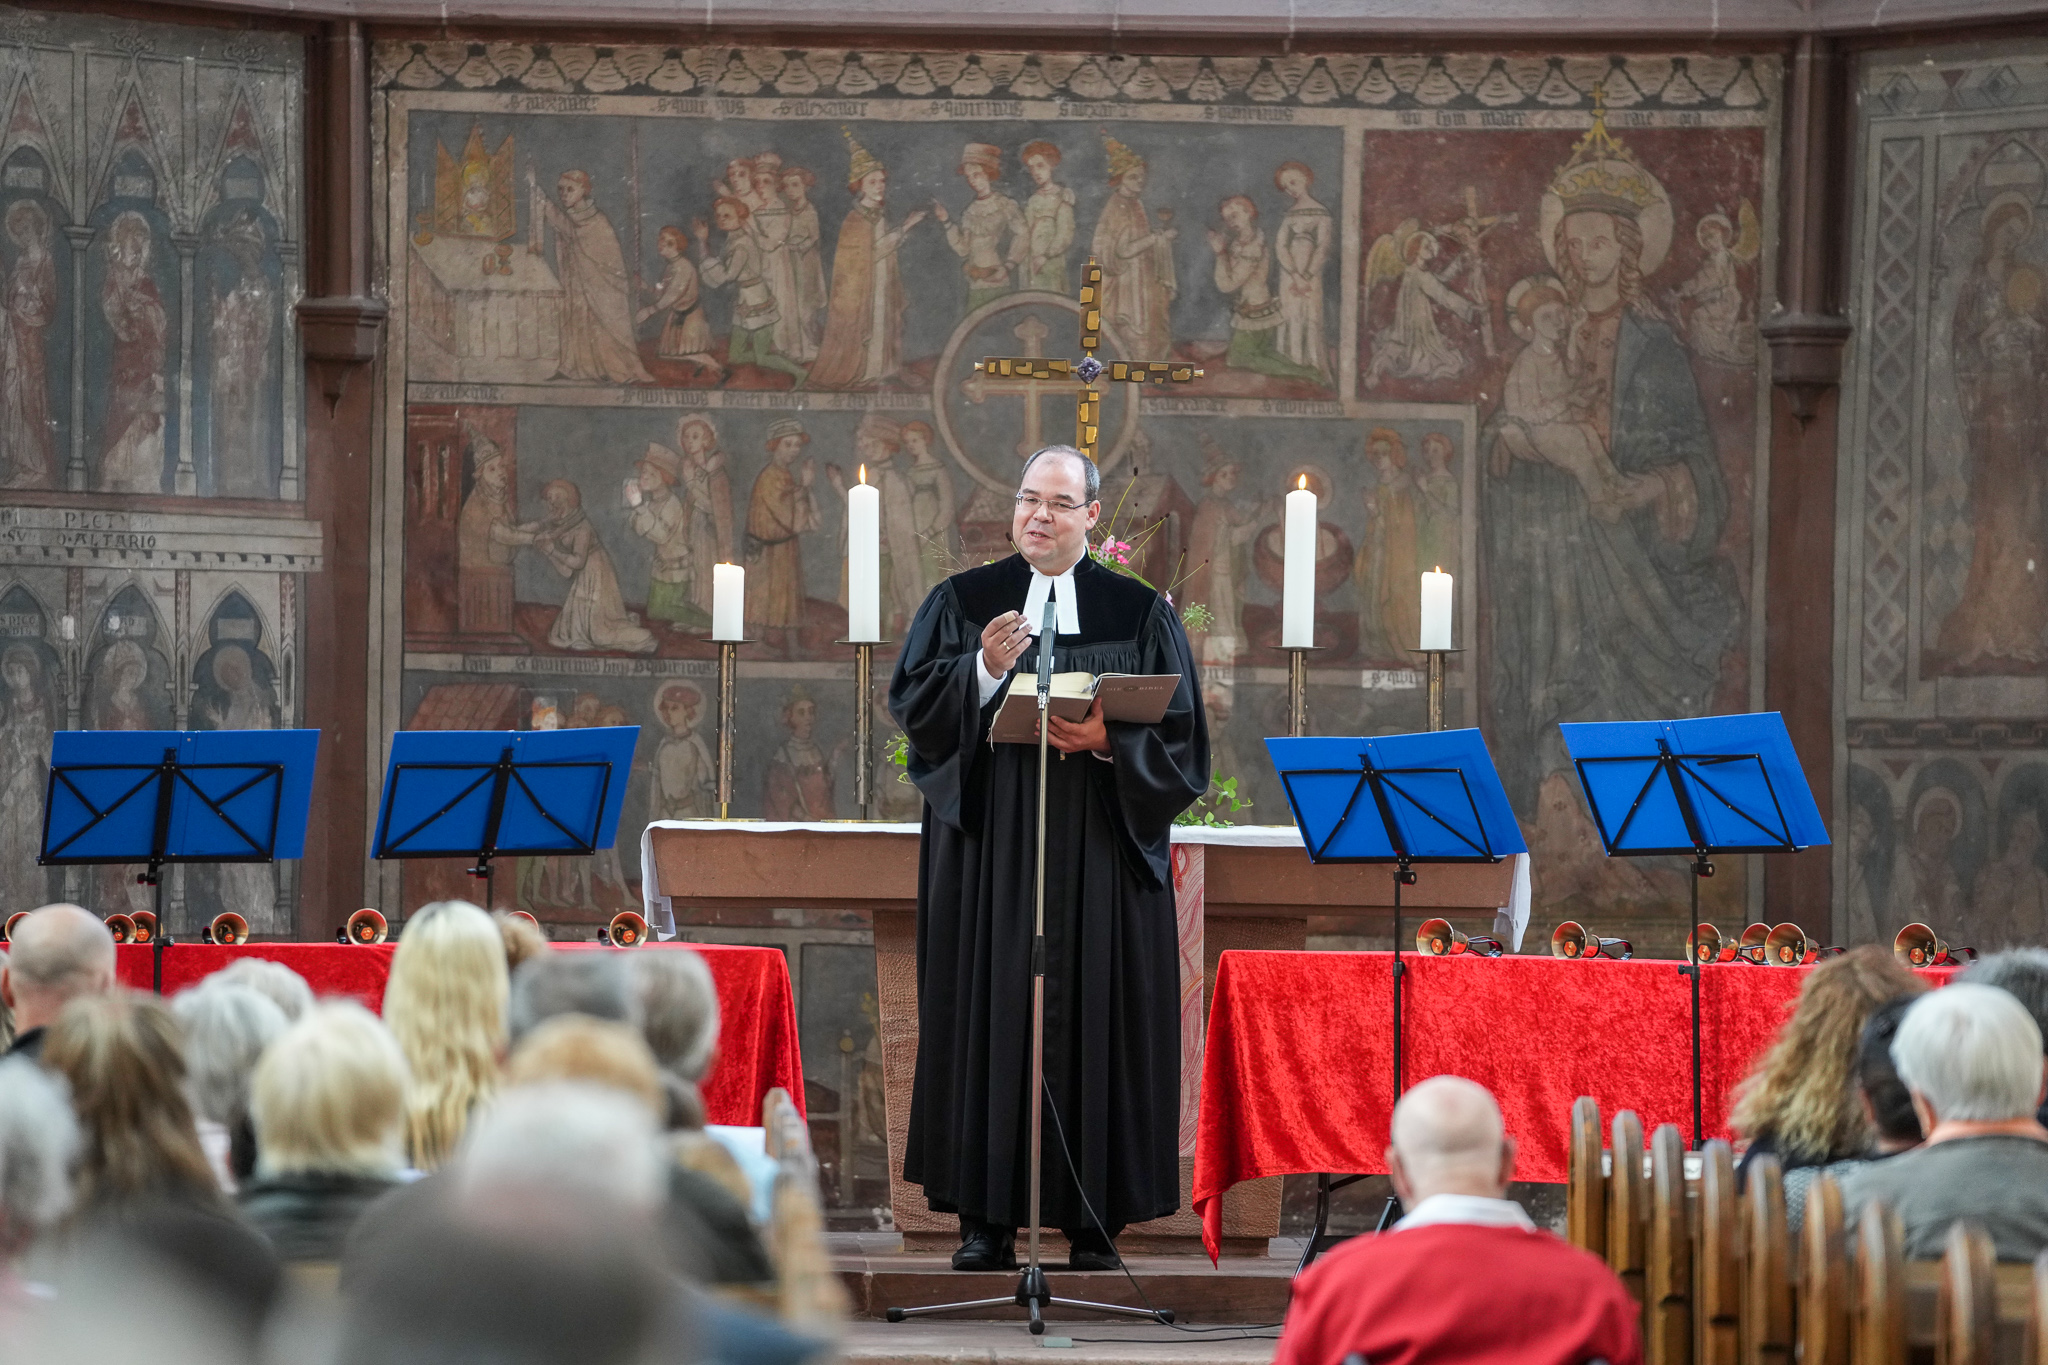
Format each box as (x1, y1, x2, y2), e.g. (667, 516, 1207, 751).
(1421, 649, 1463, 733)
(838, 639, 891, 821)
(716, 640, 748, 818)
(1284, 647, 1322, 737)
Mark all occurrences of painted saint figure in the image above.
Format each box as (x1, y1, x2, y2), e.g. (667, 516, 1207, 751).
(1273, 162, 1332, 384)
(763, 685, 836, 820)
(1356, 427, 1422, 662)
(903, 421, 958, 593)
(89, 636, 165, 917)
(195, 643, 278, 929)
(1207, 195, 1323, 383)
(97, 212, 169, 494)
(1670, 203, 1760, 367)
(528, 168, 652, 384)
(745, 418, 821, 655)
(627, 443, 706, 632)
(0, 642, 53, 916)
(528, 479, 658, 654)
(0, 202, 56, 490)
(676, 416, 735, 621)
(207, 208, 276, 498)
(1020, 141, 1075, 294)
(1975, 812, 2048, 947)
(780, 167, 829, 352)
(1417, 431, 1461, 578)
(1495, 274, 1631, 520)
(809, 130, 928, 390)
(826, 415, 921, 634)
(935, 143, 1026, 315)
(695, 197, 807, 382)
(1185, 439, 1263, 664)
(1091, 133, 1177, 361)
(650, 682, 715, 821)
(455, 427, 523, 636)
(1364, 220, 1478, 386)
(637, 225, 723, 380)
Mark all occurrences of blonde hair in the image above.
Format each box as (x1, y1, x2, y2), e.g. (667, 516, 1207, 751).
(506, 1015, 665, 1118)
(1729, 946, 1928, 1164)
(492, 909, 550, 973)
(42, 991, 220, 1210)
(251, 1001, 409, 1178)
(383, 901, 507, 1170)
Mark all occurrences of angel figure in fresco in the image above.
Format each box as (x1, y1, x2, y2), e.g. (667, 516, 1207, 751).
(208, 208, 276, 498)
(1364, 221, 1478, 387)
(1932, 188, 2048, 672)
(809, 130, 928, 390)
(637, 225, 724, 380)
(527, 167, 652, 385)
(0, 642, 54, 916)
(763, 685, 837, 821)
(934, 142, 1026, 315)
(1020, 141, 1075, 293)
(1669, 201, 1760, 366)
(0, 202, 56, 490)
(97, 212, 169, 494)
(1494, 273, 1632, 521)
(650, 681, 715, 821)
(1091, 131, 1177, 361)
(526, 479, 657, 654)
(1273, 162, 1332, 383)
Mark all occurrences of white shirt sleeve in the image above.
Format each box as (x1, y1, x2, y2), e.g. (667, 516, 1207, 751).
(976, 650, 1007, 705)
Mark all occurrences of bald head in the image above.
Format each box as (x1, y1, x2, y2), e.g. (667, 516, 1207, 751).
(1386, 1075, 1516, 1204)
(1, 905, 116, 1035)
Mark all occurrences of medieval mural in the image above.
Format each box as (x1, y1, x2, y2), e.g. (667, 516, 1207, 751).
(371, 47, 1779, 960)
(1839, 43, 2048, 956)
(0, 6, 312, 934)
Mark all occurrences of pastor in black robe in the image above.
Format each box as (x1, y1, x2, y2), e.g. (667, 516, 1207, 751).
(887, 552, 1208, 1233)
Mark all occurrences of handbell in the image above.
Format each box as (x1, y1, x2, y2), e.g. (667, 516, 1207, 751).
(1416, 918, 1504, 958)
(206, 912, 249, 946)
(1733, 922, 1772, 965)
(0, 910, 26, 944)
(344, 907, 389, 945)
(1687, 922, 1733, 964)
(130, 910, 157, 945)
(605, 910, 650, 947)
(1893, 922, 1977, 968)
(104, 913, 137, 944)
(1765, 922, 1811, 967)
(1550, 921, 1633, 960)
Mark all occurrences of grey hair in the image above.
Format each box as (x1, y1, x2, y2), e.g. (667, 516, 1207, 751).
(1892, 983, 2046, 1123)
(0, 1057, 79, 1240)
(1958, 948, 2048, 1054)
(626, 950, 719, 1082)
(208, 957, 314, 1023)
(170, 981, 289, 1126)
(508, 951, 637, 1044)
(456, 1082, 665, 1213)
(1020, 444, 1100, 503)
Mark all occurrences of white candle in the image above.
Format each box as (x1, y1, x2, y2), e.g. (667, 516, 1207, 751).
(1282, 475, 1316, 649)
(712, 562, 745, 641)
(1420, 567, 1453, 651)
(847, 465, 881, 643)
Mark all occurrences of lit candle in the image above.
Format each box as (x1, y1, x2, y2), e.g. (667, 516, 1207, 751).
(1420, 566, 1453, 651)
(712, 562, 745, 642)
(847, 464, 881, 643)
(1282, 474, 1316, 648)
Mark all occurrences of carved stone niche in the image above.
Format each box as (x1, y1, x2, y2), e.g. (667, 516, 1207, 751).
(297, 294, 389, 413)
(1761, 311, 1852, 427)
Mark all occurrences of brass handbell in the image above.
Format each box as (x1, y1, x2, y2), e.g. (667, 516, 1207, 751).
(1551, 921, 1632, 960)
(1893, 922, 1976, 968)
(1416, 917, 1504, 958)
(1688, 922, 1733, 964)
(1733, 922, 1772, 964)
(207, 912, 250, 946)
(606, 910, 650, 947)
(344, 907, 389, 944)
(104, 913, 137, 944)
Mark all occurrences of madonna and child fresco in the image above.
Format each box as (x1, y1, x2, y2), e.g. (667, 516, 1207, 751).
(380, 49, 1779, 943)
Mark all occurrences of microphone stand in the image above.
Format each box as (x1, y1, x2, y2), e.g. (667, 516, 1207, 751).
(890, 595, 1171, 1335)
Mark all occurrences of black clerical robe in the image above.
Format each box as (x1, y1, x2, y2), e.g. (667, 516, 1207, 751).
(888, 553, 1208, 1232)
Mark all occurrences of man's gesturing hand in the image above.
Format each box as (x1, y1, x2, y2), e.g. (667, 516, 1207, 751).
(980, 610, 1031, 677)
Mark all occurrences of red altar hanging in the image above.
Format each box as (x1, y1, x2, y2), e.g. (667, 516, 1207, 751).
(1192, 950, 1956, 1262)
(116, 940, 805, 1126)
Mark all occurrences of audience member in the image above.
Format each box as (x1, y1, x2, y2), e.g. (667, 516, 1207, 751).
(630, 947, 720, 1130)
(238, 1002, 409, 1263)
(382, 900, 507, 1171)
(494, 909, 551, 973)
(508, 948, 636, 1043)
(0, 1058, 78, 1309)
(209, 956, 314, 1023)
(1783, 995, 1923, 1230)
(1730, 946, 1926, 1181)
(1843, 983, 2048, 1259)
(171, 981, 289, 1190)
(1271, 1075, 1641, 1365)
(0, 904, 116, 1061)
(1960, 947, 2048, 1126)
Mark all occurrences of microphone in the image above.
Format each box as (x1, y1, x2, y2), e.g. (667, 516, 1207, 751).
(1036, 597, 1057, 708)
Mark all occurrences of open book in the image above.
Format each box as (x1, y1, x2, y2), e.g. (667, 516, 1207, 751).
(988, 671, 1180, 745)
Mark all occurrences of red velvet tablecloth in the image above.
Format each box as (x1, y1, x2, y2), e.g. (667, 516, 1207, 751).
(1192, 950, 1953, 1261)
(115, 940, 804, 1124)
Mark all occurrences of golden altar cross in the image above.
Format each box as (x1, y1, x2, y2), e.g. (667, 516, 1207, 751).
(970, 257, 1202, 462)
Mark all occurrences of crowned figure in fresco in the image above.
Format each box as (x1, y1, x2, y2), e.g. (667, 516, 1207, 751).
(1091, 131, 1177, 361)
(456, 425, 523, 637)
(527, 167, 652, 385)
(1482, 99, 1740, 854)
(0, 201, 56, 490)
(809, 130, 928, 390)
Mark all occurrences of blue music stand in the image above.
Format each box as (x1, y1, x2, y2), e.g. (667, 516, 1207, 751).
(371, 727, 640, 911)
(1560, 712, 1829, 1145)
(1266, 729, 1526, 1264)
(41, 729, 321, 988)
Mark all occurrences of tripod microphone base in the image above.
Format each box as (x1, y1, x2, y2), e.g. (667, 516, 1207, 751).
(886, 1261, 1174, 1335)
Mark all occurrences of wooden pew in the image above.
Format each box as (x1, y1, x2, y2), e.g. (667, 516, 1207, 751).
(1855, 1200, 1909, 1365)
(1940, 1222, 1997, 1365)
(1648, 1122, 1694, 1365)
(1698, 1140, 1742, 1365)
(1571, 1094, 1607, 1259)
(1800, 1173, 1851, 1365)
(1743, 1153, 1794, 1364)
(1612, 1110, 1649, 1313)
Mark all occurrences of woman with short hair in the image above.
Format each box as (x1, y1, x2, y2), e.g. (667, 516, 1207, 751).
(381, 901, 507, 1170)
(172, 981, 288, 1190)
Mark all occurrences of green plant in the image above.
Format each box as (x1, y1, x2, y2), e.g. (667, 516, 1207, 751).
(884, 731, 911, 782)
(1178, 602, 1214, 634)
(1176, 769, 1252, 827)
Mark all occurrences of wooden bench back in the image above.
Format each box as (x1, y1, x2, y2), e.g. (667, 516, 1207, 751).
(1742, 1153, 1793, 1365)
(1800, 1173, 1851, 1365)
(1570, 1094, 1607, 1259)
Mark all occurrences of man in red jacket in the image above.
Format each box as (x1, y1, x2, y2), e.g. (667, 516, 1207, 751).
(1271, 1075, 1640, 1365)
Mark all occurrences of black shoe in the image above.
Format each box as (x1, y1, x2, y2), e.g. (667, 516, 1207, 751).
(951, 1227, 1016, 1271)
(1065, 1228, 1122, 1272)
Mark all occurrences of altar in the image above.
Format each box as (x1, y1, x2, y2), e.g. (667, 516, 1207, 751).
(641, 819, 1517, 1255)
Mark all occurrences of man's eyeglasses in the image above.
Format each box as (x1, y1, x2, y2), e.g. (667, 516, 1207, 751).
(1015, 493, 1090, 516)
